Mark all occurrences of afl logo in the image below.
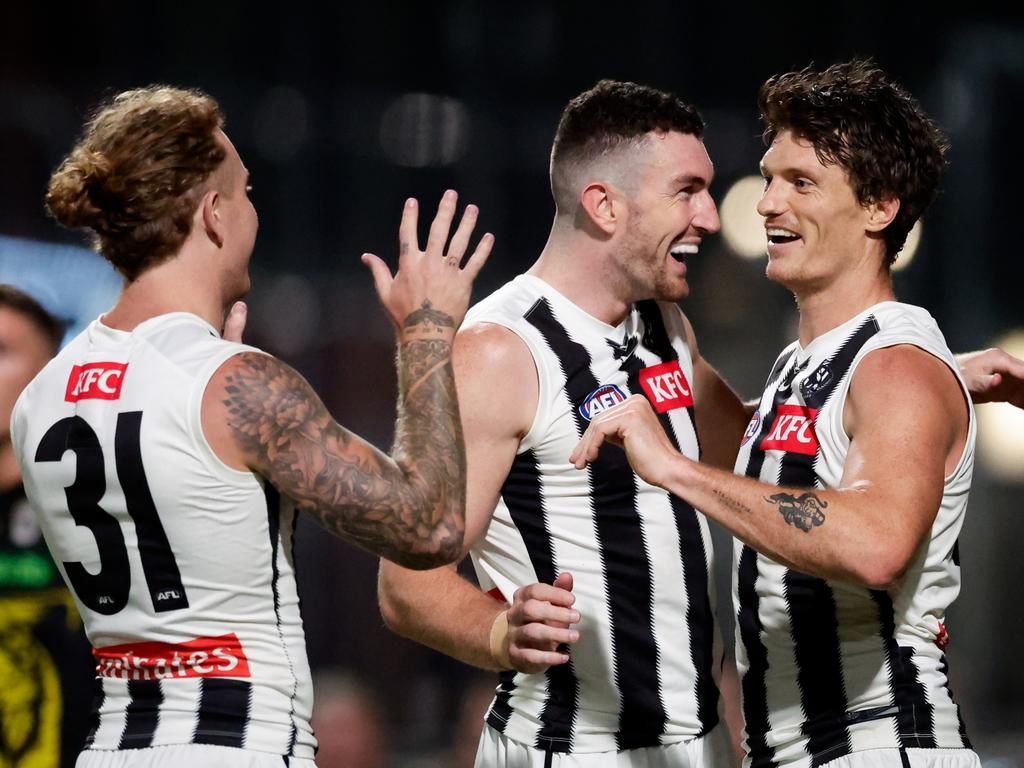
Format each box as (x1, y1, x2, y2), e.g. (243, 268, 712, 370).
(578, 384, 628, 421)
(740, 411, 761, 446)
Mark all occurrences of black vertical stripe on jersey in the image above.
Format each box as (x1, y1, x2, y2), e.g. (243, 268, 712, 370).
(938, 656, 972, 748)
(83, 677, 105, 748)
(486, 670, 518, 733)
(775, 317, 879, 766)
(498, 448, 577, 749)
(194, 678, 252, 747)
(871, 591, 937, 748)
(265, 485, 301, 757)
(527, 298, 664, 751)
(737, 546, 777, 768)
(631, 301, 719, 735)
(115, 411, 189, 612)
(784, 572, 851, 766)
(118, 679, 163, 748)
(799, 316, 880, 411)
(487, 671, 520, 733)
(736, 350, 805, 768)
(635, 301, 702, 459)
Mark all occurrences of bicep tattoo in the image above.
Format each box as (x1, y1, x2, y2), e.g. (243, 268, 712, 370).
(222, 347, 465, 568)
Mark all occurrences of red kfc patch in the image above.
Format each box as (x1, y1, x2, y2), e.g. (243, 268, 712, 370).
(65, 363, 128, 402)
(759, 405, 819, 455)
(639, 361, 694, 413)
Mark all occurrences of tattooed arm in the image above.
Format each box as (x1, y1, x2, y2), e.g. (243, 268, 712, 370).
(202, 192, 493, 569)
(571, 345, 969, 588)
(378, 323, 581, 673)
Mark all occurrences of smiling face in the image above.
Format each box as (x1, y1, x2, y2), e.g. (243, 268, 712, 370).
(757, 130, 881, 293)
(615, 130, 720, 302)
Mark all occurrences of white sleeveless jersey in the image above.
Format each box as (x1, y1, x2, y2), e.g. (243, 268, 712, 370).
(731, 302, 975, 768)
(467, 275, 721, 754)
(10, 312, 315, 761)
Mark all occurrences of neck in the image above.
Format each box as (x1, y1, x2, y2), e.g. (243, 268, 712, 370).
(528, 217, 633, 326)
(102, 252, 228, 332)
(794, 265, 894, 346)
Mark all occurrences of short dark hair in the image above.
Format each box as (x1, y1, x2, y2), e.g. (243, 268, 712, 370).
(46, 86, 227, 281)
(0, 284, 64, 354)
(550, 80, 705, 210)
(759, 59, 948, 264)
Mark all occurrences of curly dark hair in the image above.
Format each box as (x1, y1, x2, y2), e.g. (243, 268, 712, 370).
(46, 86, 227, 281)
(550, 80, 704, 211)
(759, 59, 948, 265)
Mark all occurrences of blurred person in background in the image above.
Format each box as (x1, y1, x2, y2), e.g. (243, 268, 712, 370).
(311, 671, 389, 768)
(11, 85, 490, 767)
(0, 284, 93, 768)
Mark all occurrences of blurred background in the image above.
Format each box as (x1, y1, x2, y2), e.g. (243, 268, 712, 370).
(2, 3, 1022, 766)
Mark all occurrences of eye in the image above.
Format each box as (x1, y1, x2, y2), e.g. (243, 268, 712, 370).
(793, 178, 812, 190)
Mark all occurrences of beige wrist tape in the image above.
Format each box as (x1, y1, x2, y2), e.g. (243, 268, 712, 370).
(489, 610, 513, 669)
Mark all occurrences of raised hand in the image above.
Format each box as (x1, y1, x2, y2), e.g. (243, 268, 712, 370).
(361, 190, 493, 334)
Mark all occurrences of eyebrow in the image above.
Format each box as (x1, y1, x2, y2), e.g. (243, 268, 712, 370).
(670, 173, 708, 187)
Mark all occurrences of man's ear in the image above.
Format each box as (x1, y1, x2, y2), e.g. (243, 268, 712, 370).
(201, 189, 224, 248)
(865, 195, 900, 233)
(580, 181, 623, 236)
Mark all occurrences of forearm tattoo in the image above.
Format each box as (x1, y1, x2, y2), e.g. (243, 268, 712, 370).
(222, 305, 465, 568)
(764, 492, 828, 533)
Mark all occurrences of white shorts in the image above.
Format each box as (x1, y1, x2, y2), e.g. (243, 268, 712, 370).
(820, 748, 981, 768)
(76, 744, 318, 768)
(475, 724, 735, 767)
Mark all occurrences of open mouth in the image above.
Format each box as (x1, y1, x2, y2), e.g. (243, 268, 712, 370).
(766, 228, 801, 246)
(670, 243, 698, 263)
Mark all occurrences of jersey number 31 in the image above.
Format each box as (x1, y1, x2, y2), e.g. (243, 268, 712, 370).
(35, 412, 189, 615)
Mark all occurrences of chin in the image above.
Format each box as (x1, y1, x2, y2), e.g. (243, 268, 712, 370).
(764, 257, 792, 287)
(654, 281, 689, 303)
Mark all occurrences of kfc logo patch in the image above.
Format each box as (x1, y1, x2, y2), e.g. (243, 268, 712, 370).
(579, 384, 628, 421)
(65, 363, 128, 402)
(759, 405, 819, 455)
(93, 632, 250, 680)
(639, 361, 693, 413)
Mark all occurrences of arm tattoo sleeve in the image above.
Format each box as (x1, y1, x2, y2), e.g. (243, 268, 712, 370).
(764, 492, 828, 533)
(223, 302, 465, 568)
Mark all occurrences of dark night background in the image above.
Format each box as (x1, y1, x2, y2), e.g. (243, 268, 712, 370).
(2, 4, 1022, 766)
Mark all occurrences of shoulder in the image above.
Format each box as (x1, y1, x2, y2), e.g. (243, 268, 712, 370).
(846, 343, 966, 435)
(455, 322, 537, 439)
(455, 321, 534, 371)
